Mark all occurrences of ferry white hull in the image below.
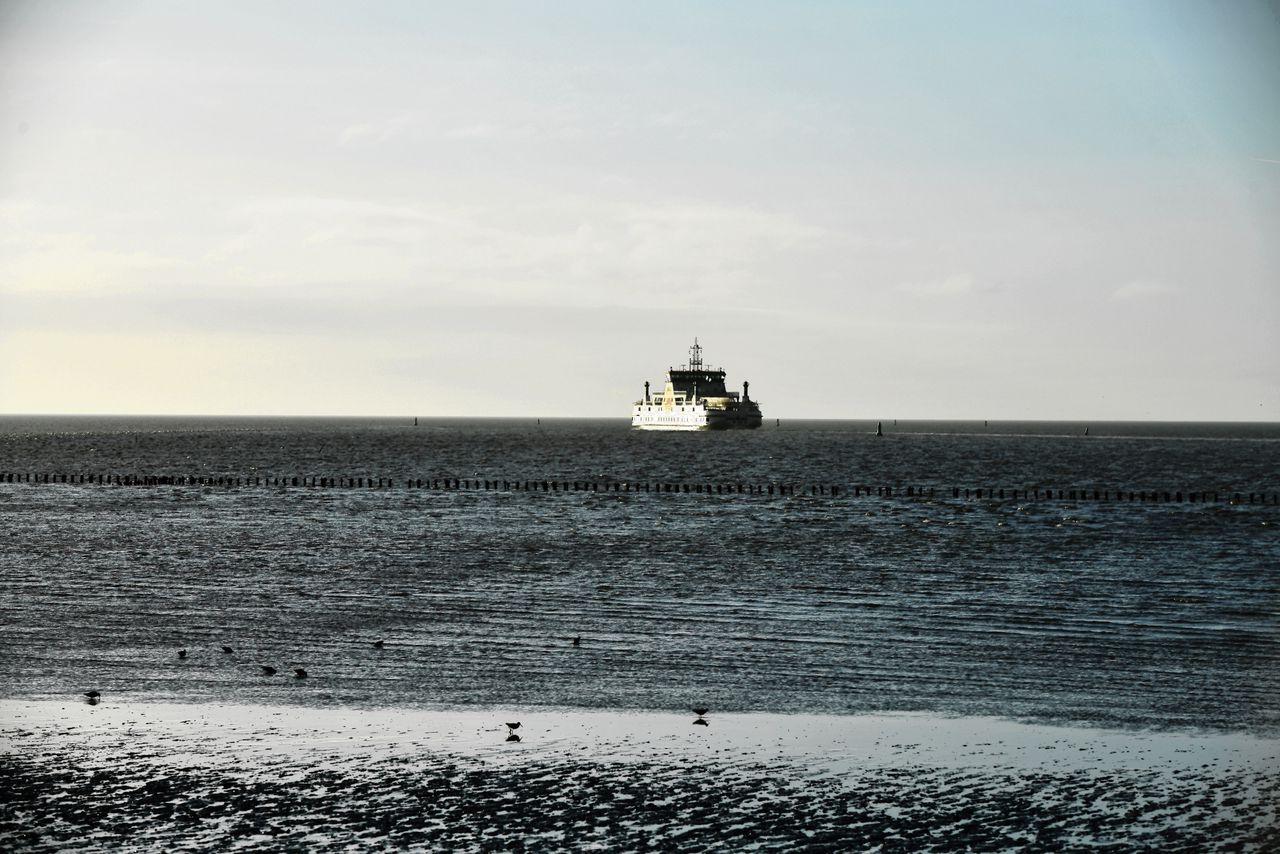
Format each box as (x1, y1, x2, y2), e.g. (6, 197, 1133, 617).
(632, 407, 712, 431)
(631, 404, 762, 431)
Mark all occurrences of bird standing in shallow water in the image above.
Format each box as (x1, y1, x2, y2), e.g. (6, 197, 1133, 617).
(572, 636, 581, 647)
(373, 640, 385, 649)
(178, 649, 187, 659)
(692, 707, 709, 717)
(260, 665, 277, 676)
(221, 646, 234, 654)
(294, 668, 307, 678)
(506, 722, 521, 732)
(84, 690, 100, 699)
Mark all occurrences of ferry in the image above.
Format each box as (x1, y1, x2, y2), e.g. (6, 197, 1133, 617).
(632, 340, 763, 430)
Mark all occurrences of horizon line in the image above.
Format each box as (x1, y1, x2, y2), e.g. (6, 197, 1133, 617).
(1, 413, 1278, 426)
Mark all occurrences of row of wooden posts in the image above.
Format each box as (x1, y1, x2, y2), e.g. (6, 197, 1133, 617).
(1, 472, 1276, 504)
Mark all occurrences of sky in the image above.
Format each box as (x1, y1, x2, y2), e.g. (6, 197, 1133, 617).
(1, 0, 1277, 420)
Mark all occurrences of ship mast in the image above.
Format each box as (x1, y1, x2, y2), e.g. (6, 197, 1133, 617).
(688, 338, 703, 372)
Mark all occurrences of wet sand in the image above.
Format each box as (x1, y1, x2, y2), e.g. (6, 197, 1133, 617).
(2, 700, 1276, 852)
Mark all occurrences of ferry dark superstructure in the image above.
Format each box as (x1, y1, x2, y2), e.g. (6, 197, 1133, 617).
(632, 340, 763, 430)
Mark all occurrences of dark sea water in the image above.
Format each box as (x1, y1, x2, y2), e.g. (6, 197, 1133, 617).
(1, 417, 1277, 735)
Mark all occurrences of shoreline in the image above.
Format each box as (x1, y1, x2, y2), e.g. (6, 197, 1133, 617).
(4, 698, 1277, 851)
(4, 698, 1278, 775)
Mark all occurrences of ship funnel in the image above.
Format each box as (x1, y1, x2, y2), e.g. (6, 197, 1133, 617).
(743, 380, 750, 401)
(644, 381, 650, 403)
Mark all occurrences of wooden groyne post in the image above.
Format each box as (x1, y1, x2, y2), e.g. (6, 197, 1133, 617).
(1, 472, 1276, 505)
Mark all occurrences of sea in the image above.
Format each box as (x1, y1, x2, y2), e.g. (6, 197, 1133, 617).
(1, 416, 1277, 736)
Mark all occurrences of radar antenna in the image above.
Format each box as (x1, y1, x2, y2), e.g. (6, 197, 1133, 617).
(688, 338, 703, 371)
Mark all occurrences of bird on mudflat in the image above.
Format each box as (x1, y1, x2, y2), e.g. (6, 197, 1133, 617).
(221, 646, 234, 654)
(294, 668, 308, 679)
(178, 649, 188, 659)
(260, 665, 278, 676)
(505, 722, 521, 732)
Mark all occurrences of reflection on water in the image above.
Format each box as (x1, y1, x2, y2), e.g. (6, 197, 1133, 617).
(0, 418, 1276, 736)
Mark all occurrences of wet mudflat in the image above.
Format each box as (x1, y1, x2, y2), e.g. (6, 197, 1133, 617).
(2, 701, 1277, 852)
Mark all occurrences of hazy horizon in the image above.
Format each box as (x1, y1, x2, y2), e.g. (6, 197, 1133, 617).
(2, 414, 1278, 433)
(2, 1, 1277, 420)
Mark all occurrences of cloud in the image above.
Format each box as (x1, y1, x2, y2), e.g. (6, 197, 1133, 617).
(337, 113, 419, 146)
(1, 187, 839, 324)
(0, 202, 185, 295)
(205, 194, 834, 307)
(1111, 280, 1177, 301)
(898, 273, 978, 296)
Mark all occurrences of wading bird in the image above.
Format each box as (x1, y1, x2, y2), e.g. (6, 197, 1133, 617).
(221, 646, 234, 654)
(178, 649, 187, 659)
(294, 668, 307, 678)
(260, 665, 277, 676)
